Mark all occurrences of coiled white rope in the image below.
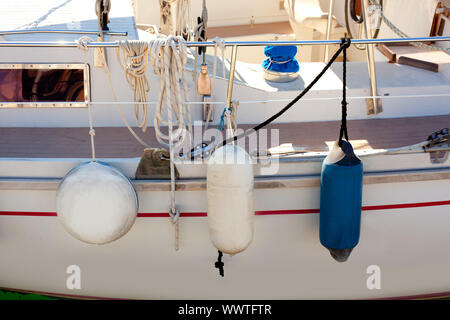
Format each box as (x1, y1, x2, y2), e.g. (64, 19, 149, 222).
(96, 40, 152, 148)
(115, 40, 151, 131)
(175, 0, 194, 40)
(98, 36, 192, 154)
(149, 36, 192, 150)
(78, 36, 194, 155)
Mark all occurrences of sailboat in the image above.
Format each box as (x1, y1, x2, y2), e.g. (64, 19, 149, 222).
(0, 0, 450, 299)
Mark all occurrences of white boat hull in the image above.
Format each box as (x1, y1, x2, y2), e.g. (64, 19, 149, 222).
(1, 0, 450, 301)
(1, 153, 450, 299)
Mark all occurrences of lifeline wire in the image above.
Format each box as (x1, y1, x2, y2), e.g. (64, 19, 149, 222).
(14, 92, 449, 107)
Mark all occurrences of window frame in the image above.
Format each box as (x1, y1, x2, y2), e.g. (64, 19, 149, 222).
(0, 63, 90, 108)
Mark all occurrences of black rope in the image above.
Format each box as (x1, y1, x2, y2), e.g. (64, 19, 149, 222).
(221, 39, 351, 147)
(339, 38, 351, 146)
(214, 250, 224, 277)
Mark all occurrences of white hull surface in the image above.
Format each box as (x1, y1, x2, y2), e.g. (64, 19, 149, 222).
(1, 0, 450, 301)
(1, 152, 450, 300)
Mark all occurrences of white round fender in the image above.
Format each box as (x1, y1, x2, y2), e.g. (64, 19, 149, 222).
(207, 145, 254, 254)
(56, 161, 138, 244)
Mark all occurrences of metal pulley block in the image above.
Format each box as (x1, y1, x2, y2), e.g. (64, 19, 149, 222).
(95, 0, 111, 31)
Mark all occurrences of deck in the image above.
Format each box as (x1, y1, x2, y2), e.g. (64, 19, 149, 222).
(0, 115, 448, 158)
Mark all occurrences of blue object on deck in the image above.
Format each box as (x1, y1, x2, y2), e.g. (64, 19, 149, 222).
(262, 45, 300, 73)
(319, 140, 363, 262)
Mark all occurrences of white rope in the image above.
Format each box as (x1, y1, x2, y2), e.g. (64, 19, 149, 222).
(193, 46, 199, 87)
(175, 0, 194, 40)
(97, 37, 193, 152)
(230, 100, 239, 131)
(148, 35, 192, 251)
(204, 37, 227, 131)
(77, 36, 97, 162)
(97, 43, 151, 148)
(105, 36, 192, 250)
(264, 57, 294, 71)
(149, 36, 192, 150)
(115, 40, 150, 131)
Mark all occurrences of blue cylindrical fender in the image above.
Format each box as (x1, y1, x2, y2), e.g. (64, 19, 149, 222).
(320, 140, 363, 262)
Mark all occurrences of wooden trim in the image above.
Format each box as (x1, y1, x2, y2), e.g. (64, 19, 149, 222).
(397, 56, 439, 73)
(376, 44, 396, 63)
(438, 17, 446, 37)
(430, 2, 443, 38)
(0, 168, 449, 191)
(381, 42, 412, 47)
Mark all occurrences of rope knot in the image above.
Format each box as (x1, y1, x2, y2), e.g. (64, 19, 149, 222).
(77, 36, 93, 52)
(340, 37, 351, 49)
(89, 128, 96, 137)
(116, 40, 151, 131)
(212, 36, 226, 50)
(169, 207, 180, 224)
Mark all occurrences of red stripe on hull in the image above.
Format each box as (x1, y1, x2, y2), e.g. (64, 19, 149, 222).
(0, 211, 57, 216)
(363, 200, 450, 211)
(0, 200, 449, 217)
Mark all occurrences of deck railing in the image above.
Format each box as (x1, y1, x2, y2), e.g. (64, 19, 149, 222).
(0, 36, 448, 47)
(0, 35, 449, 116)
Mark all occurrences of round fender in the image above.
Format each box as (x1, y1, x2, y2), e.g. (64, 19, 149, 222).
(56, 161, 138, 244)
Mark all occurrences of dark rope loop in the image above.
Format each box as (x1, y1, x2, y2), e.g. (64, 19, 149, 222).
(339, 38, 351, 147)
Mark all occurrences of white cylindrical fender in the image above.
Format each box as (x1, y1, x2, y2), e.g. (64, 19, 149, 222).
(56, 161, 138, 245)
(207, 145, 254, 254)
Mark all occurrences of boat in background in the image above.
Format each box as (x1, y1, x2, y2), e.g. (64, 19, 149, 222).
(0, 0, 450, 300)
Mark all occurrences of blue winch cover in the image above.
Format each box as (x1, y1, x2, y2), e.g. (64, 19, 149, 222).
(320, 141, 363, 252)
(262, 45, 300, 73)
